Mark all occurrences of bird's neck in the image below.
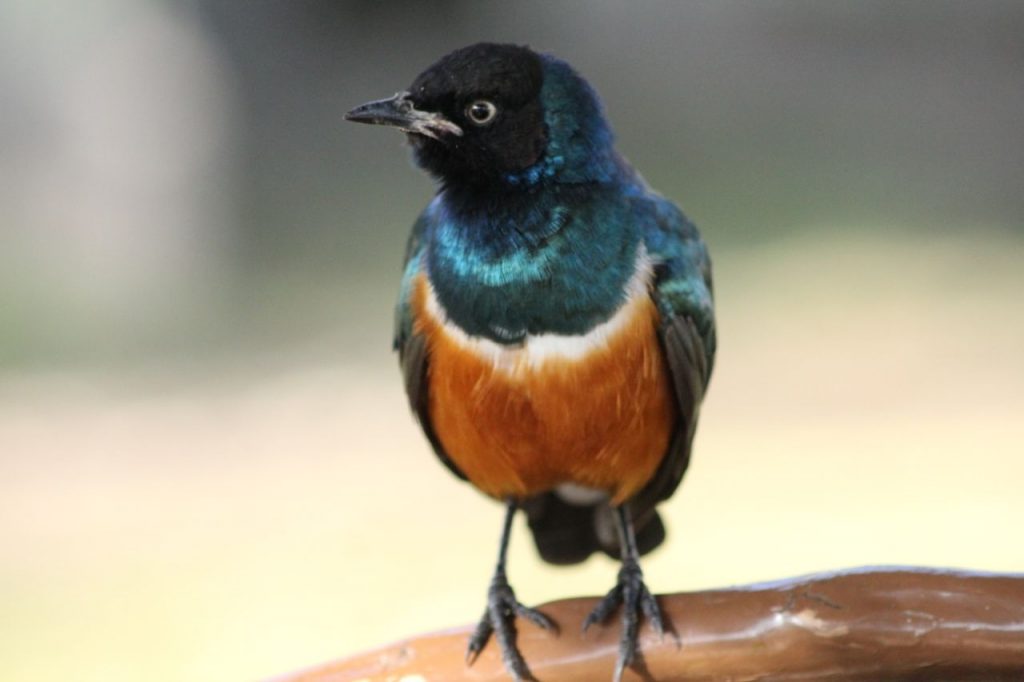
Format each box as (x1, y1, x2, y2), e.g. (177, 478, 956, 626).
(437, 181, 585, 252)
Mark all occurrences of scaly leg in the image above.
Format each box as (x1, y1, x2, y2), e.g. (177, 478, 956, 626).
(583, 505, 664, 682)
(466, 499, 556, 680)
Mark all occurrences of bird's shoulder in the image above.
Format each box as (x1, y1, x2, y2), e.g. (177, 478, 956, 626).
(631, 187, 716, 379)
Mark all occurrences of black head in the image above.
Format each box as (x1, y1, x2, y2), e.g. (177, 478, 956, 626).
(346, 43, 546, 185)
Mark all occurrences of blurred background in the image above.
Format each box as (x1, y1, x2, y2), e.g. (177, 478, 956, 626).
(2, 2, 1022, 680)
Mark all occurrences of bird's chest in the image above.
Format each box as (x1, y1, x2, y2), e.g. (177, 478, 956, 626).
(425, 215, 635, 343)
(410, 262, 675, 503)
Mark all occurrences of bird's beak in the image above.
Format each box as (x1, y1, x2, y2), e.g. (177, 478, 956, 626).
(345, 91, 463, 141)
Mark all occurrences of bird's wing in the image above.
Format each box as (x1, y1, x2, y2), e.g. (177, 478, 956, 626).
(635, 193, 716, 510)
(394, 203, 468, 481)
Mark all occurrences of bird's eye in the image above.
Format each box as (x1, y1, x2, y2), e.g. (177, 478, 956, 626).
(466, 100, 498, 125)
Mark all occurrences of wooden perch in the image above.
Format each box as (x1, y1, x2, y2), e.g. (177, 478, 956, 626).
(275, 567, 1024, 681)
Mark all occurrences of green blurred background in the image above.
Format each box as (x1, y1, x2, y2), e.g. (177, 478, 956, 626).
(2, 2, 1022, 680)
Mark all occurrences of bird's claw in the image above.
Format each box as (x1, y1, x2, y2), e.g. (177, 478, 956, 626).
(582, 558, 663, 682)
(466, 572, 555, 681)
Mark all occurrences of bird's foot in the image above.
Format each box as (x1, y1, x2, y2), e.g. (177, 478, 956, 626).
(582, 557, 663, 682)
(466, 570, 556, 681)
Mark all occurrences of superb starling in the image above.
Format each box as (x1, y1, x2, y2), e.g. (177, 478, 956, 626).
(347, 43, 715, 681)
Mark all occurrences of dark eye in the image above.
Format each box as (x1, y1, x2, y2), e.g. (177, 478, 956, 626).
(466, 100, 498, 125)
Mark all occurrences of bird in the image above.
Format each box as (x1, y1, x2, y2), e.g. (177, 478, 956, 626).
(346, 42, 715, 681)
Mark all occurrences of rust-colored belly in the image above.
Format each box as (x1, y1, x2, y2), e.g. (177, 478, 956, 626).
(412, 274, 675, 504)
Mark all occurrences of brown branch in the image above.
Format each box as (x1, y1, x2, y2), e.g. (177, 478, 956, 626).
(274, 567, 1024, 681)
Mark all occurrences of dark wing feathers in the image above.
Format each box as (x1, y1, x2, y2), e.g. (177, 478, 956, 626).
(632, 314, 708, 510)
(627, 194, 716, 533)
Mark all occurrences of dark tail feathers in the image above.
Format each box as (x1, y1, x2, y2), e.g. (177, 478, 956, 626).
(522, 493, 666, 565)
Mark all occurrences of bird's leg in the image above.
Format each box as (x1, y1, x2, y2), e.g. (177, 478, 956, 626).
(582, 504, 664, 682)
(466, 499, 556, 681)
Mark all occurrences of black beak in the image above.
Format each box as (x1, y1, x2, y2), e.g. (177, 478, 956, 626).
(345, 91, 462, 140)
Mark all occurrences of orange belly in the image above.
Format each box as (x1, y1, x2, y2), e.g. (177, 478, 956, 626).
(412, 273, 675, 504)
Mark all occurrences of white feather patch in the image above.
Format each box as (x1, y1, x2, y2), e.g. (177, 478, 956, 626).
(555, 483, 610, 506)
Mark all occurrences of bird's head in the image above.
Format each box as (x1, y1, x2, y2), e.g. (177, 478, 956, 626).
(346, 43, 617, 188)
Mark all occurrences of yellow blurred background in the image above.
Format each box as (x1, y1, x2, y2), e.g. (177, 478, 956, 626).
(2, 3, 1022, 681)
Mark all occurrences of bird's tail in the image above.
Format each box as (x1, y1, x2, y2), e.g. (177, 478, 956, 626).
(522, 493, 665, 565)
